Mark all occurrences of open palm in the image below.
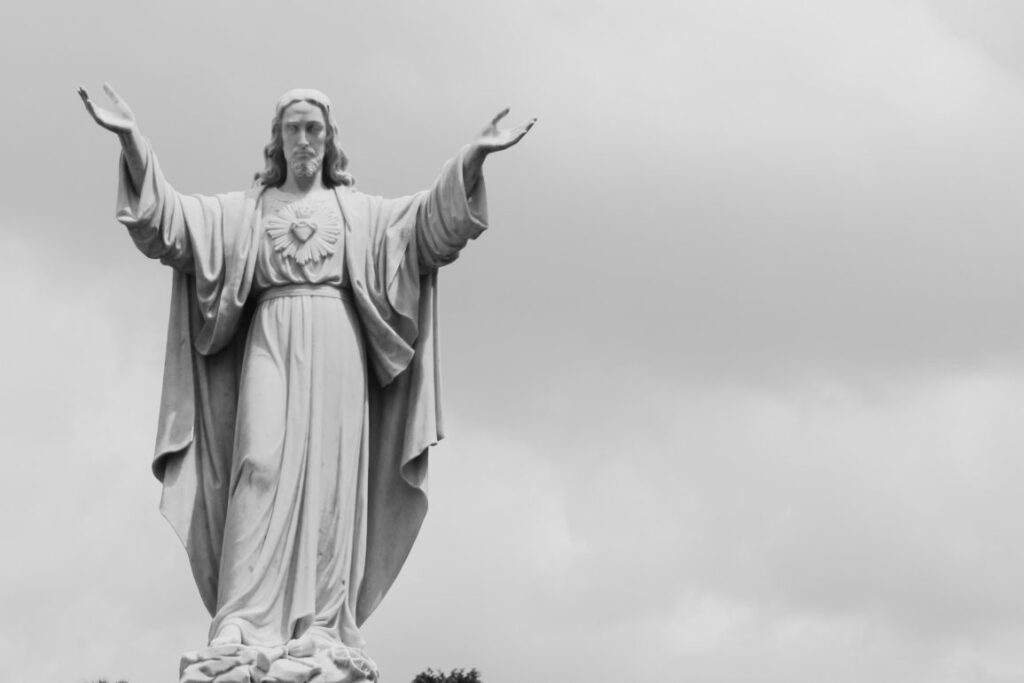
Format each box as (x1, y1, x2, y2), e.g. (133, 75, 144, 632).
(473, 108, 536, 153)
(78, 82, 136, 134)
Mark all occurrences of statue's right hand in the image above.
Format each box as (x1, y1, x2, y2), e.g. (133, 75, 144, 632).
(78, 82, 137, 135)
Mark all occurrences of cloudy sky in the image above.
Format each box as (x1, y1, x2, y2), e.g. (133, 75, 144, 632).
(3, 0, 1024, 681)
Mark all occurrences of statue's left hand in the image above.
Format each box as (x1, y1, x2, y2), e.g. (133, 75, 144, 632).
(462, 109, 535, 193)
(471, 108, 537, 155)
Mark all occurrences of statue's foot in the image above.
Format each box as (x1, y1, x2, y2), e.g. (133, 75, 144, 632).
(285, 633, 315, 658)
(209, 623, 244, 647)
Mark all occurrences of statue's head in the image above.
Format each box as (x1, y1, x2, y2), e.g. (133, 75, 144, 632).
(255, 88, 354, 188)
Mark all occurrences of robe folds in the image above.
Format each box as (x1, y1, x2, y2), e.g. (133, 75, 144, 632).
(116, 141, 487, 636)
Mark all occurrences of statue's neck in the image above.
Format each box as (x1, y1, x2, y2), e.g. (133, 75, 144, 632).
(280, 173, 325, 196)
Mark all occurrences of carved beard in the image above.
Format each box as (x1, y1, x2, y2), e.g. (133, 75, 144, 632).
(290, 156, 322, 179)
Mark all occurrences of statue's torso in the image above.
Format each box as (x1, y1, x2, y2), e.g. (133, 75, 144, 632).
(254, 187, 349, 290)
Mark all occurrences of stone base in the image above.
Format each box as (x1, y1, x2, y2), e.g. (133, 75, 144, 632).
(179, 641, 379, 683)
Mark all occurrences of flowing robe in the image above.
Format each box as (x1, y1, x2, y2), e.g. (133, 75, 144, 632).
(116, 141, 487, 646)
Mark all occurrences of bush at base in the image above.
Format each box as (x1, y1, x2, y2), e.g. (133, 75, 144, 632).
(412, 667, 481, 683)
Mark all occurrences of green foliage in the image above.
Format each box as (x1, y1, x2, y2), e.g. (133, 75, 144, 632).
(412, 667, 481, 683)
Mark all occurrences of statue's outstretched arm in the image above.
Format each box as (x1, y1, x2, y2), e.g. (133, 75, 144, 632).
(462, 108, 536, 196)
(79, 83, 197, 271)
(78, 83, 146, 191)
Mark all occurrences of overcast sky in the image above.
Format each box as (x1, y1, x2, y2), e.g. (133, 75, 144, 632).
(3, 1, 1024, 681)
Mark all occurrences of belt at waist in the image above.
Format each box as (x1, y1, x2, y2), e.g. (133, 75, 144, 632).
(258, 284, 351, 303)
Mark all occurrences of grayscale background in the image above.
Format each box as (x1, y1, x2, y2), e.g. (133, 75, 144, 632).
(2, 1, 1024, 681)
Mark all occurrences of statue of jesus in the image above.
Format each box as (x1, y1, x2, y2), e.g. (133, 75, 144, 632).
(78, 83, 534, 683)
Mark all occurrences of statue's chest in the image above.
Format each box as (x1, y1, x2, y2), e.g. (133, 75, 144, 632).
(261, 192, 344, 266)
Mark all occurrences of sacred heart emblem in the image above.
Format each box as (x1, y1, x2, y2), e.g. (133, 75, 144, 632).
(290, 220, 318, 243)
(265, 197, 342, 265)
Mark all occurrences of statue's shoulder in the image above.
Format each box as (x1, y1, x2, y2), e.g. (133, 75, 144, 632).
(186, 188, 265, 232)
(336, 184, 368, 199)
(337, 181, 391, 198)
(334, 185, 383, 211)
(187, 188, 258, 209)
(240, 186, 267, 204)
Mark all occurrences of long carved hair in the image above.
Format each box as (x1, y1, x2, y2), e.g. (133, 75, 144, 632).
(254, 97, 355, 188)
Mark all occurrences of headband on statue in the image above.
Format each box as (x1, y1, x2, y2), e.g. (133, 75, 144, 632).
(276, 88, 334, 115)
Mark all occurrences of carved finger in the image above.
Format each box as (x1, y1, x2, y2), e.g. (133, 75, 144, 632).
(491, 107, 510, 127)
(103, 81, 121, 104)
(78, 87, 99, 117)
(81, 95, 100, 120)
(514, 118, 536, 141)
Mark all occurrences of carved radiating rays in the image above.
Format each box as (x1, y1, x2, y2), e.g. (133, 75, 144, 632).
(264, 196, 342, 265)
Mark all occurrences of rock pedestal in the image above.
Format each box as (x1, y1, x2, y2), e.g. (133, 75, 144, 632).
(179, 642, 378, 683)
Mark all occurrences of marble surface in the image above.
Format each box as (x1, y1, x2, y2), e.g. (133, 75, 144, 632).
(179, 641, 378, 683)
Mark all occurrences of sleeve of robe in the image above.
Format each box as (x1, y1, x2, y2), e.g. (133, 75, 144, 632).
(115, 140, 258, 615)
(353, 148, 488, 623)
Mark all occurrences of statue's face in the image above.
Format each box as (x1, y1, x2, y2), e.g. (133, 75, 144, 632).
(281, 101, 327, 181)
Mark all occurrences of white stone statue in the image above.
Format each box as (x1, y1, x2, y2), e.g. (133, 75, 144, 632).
(78, 83, 534, 683)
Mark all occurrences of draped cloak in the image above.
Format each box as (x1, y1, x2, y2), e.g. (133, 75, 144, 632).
(116, 141, 487, 629)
